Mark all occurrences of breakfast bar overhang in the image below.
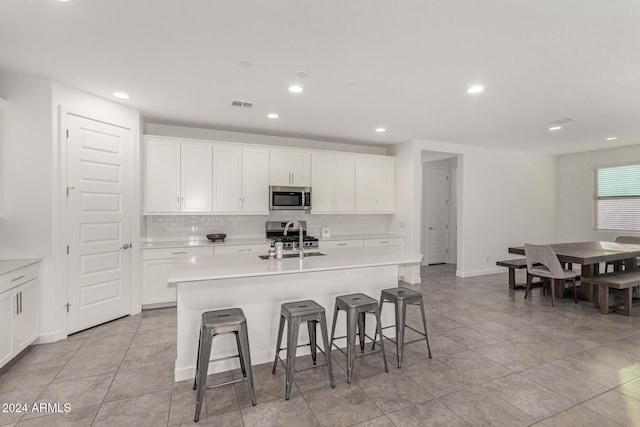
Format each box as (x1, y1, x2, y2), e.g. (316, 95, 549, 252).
(168, 247, 422, 382)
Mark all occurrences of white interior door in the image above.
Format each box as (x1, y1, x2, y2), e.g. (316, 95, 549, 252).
(426, 166, 449, 265)
(66, 114, 132, 334)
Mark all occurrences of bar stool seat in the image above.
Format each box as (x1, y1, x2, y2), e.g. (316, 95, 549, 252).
(373, 287, 432, 368)
(193, 308, 256, 422)
(330, 293, 388, 383)
(272, 300, 335, 400)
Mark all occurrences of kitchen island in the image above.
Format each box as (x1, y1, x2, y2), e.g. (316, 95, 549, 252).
(168, 246, 422, 381)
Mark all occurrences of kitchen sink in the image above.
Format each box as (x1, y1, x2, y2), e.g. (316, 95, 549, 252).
(258, 252, 326, 260)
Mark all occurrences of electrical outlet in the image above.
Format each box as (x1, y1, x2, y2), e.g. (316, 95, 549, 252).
(399, 221, 406, 229)
(485, 255, 490, 262)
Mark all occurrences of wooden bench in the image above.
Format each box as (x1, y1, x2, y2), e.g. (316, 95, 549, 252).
(581, 270, 640, 315)
(496, 259, 542, 290)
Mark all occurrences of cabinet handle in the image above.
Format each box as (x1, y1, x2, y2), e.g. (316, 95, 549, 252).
(238, 248, 252, 252)
(16, 294, 19, 315)
(292, 172, 294, 184)
(337, 243, 347, 246)
(172, 251, 188, 255)
(380, 241, 389, 244)
(19, 292, 22, 315)
(10, 275, 25, 283)
(181, 196, 184, 207)
(177, 196, 180, 208)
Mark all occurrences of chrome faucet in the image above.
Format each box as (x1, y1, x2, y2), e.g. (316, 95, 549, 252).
(283, 220, 304, 260)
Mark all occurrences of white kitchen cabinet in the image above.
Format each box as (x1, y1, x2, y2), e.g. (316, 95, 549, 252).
(362, 237, 404, 247)
(355, 156, 395, 213)
(213, 146, 269, 214)
(214, 243, 270, 255)
(142, 247, 213, 306)
(0, 292, 13, 367)
(311, 154, 355, 213)
(319, 239, 364, 249)
(0, 262, 39, 369)
(144, 137, 213, 213)
(269, 149, 311, 187)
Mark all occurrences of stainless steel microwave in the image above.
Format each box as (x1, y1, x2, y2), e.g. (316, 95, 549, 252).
(269, 186, 311, 211)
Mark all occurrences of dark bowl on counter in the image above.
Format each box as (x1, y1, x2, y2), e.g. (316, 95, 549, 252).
(206, 234, 227, 242)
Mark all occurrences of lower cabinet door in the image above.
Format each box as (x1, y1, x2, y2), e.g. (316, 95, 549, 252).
(12, 279, 38, 354)
(0, 291, 13, 368)
(142, 259, 177, 306)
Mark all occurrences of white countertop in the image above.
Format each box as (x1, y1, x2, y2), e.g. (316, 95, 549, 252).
(318, 233, 405, 241)
(168, 247, 421, 283)
(0, 259, 41, 276)
(141, 238, 270, 249)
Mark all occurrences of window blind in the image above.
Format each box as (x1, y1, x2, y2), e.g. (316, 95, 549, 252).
(596, 164, 640, 231)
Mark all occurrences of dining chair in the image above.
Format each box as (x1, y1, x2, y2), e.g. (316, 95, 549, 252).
(524, 243, 578, 307)
(605, 235, 640, 273)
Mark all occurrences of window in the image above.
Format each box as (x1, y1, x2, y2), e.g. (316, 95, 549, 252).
(596, 164, 640, 231)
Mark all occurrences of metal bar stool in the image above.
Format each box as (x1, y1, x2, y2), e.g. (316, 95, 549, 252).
(372, 287, 432, 368)
(272, 300, 335, 399)
(192, 308, 256, 422)
(329, 293, 388, 383)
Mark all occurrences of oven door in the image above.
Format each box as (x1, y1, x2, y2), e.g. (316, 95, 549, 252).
(269, 186, 311, 210)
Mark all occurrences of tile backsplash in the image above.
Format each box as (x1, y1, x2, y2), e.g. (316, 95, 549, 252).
(144, 213, 392, 242)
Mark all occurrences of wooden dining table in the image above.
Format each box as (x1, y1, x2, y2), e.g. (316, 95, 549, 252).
(508, 241, 640, 301)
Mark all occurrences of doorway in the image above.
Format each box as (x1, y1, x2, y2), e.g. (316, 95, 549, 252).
(422, 156, 458, 266)
(64, 112, 134, 334)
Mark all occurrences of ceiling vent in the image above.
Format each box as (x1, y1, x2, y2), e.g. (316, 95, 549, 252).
(548, 117, 575, 125)
(231, 100, 253, 108)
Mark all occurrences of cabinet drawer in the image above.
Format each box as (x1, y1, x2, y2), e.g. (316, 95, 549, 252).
(142, 247, 213, 260)
(0, 264, 39, 295)
(319, 240, 364, 249)
(363, 238, 404, 247)
(214, 244, 270, 255)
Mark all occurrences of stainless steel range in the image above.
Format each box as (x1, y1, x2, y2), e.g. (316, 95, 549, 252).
(265, 221, 319, 251)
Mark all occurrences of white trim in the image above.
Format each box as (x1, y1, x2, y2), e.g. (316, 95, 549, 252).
(457, 267, 503, 278)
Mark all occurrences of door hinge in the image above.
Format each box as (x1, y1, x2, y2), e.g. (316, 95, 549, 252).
(66, 129, 69, 139)
(446, 175, 449, 180)
(65, 302, 71, 313)
(446, 249, 449, 253)
(446, 224, 449, 229)
(67, 245, 69, 254)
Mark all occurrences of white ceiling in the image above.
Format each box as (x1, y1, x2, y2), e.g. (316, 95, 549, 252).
(1, 0, 639, 155)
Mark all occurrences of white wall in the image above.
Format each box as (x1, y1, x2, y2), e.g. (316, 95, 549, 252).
(0, 74, 55, 340)
(391, 139, 558, 279)
(146, 123, 388, 155)
(557, 145, 640, 242)
(0, 74, 141, 343)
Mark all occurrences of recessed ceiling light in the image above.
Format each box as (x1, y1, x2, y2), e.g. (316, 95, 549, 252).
(295, 71, 308, 78)
(606, 137, 618, 141)
(237, 60, 252, 68)
(345, 81, 357, 87)
(549, 126, 562, 131)
(288, 85, 303, 93)
(267, 113, 279, 119)
(113, 92, 129, 99)
(467, 85, 484, 94)
(375, 127, 386, 133)
(56, 0, 72, 2)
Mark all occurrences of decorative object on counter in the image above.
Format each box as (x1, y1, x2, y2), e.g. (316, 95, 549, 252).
(268, 247, 276, 259)
(275, 242, 283, 259)
(206, 233, 226, 242)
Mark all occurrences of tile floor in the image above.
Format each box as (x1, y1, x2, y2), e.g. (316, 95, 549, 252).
(1, 265, 640, 426)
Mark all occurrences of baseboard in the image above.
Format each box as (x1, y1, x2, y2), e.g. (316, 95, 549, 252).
(34, 331, 67, 344)
(457, 267, 504, 278)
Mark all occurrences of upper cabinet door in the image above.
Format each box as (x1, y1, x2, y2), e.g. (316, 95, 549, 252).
(311, 154, 333, 212)
(290, 152, 311, 186)
(355, 156, 395, 213)
(269, 149, 311, 186)
(242, 148, 269, 213)
(269, 150, 292, 186)
(181, 143, 213, 212)
(145, 139, 181, 213)
(213, 145, 242, 213)
(333, 155, 355, 212)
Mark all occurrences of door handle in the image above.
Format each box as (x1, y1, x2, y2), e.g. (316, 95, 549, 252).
(121, 243, 131, 250)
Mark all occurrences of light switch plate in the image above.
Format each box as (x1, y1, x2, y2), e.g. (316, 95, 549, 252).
(321, 227, 331, 238)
